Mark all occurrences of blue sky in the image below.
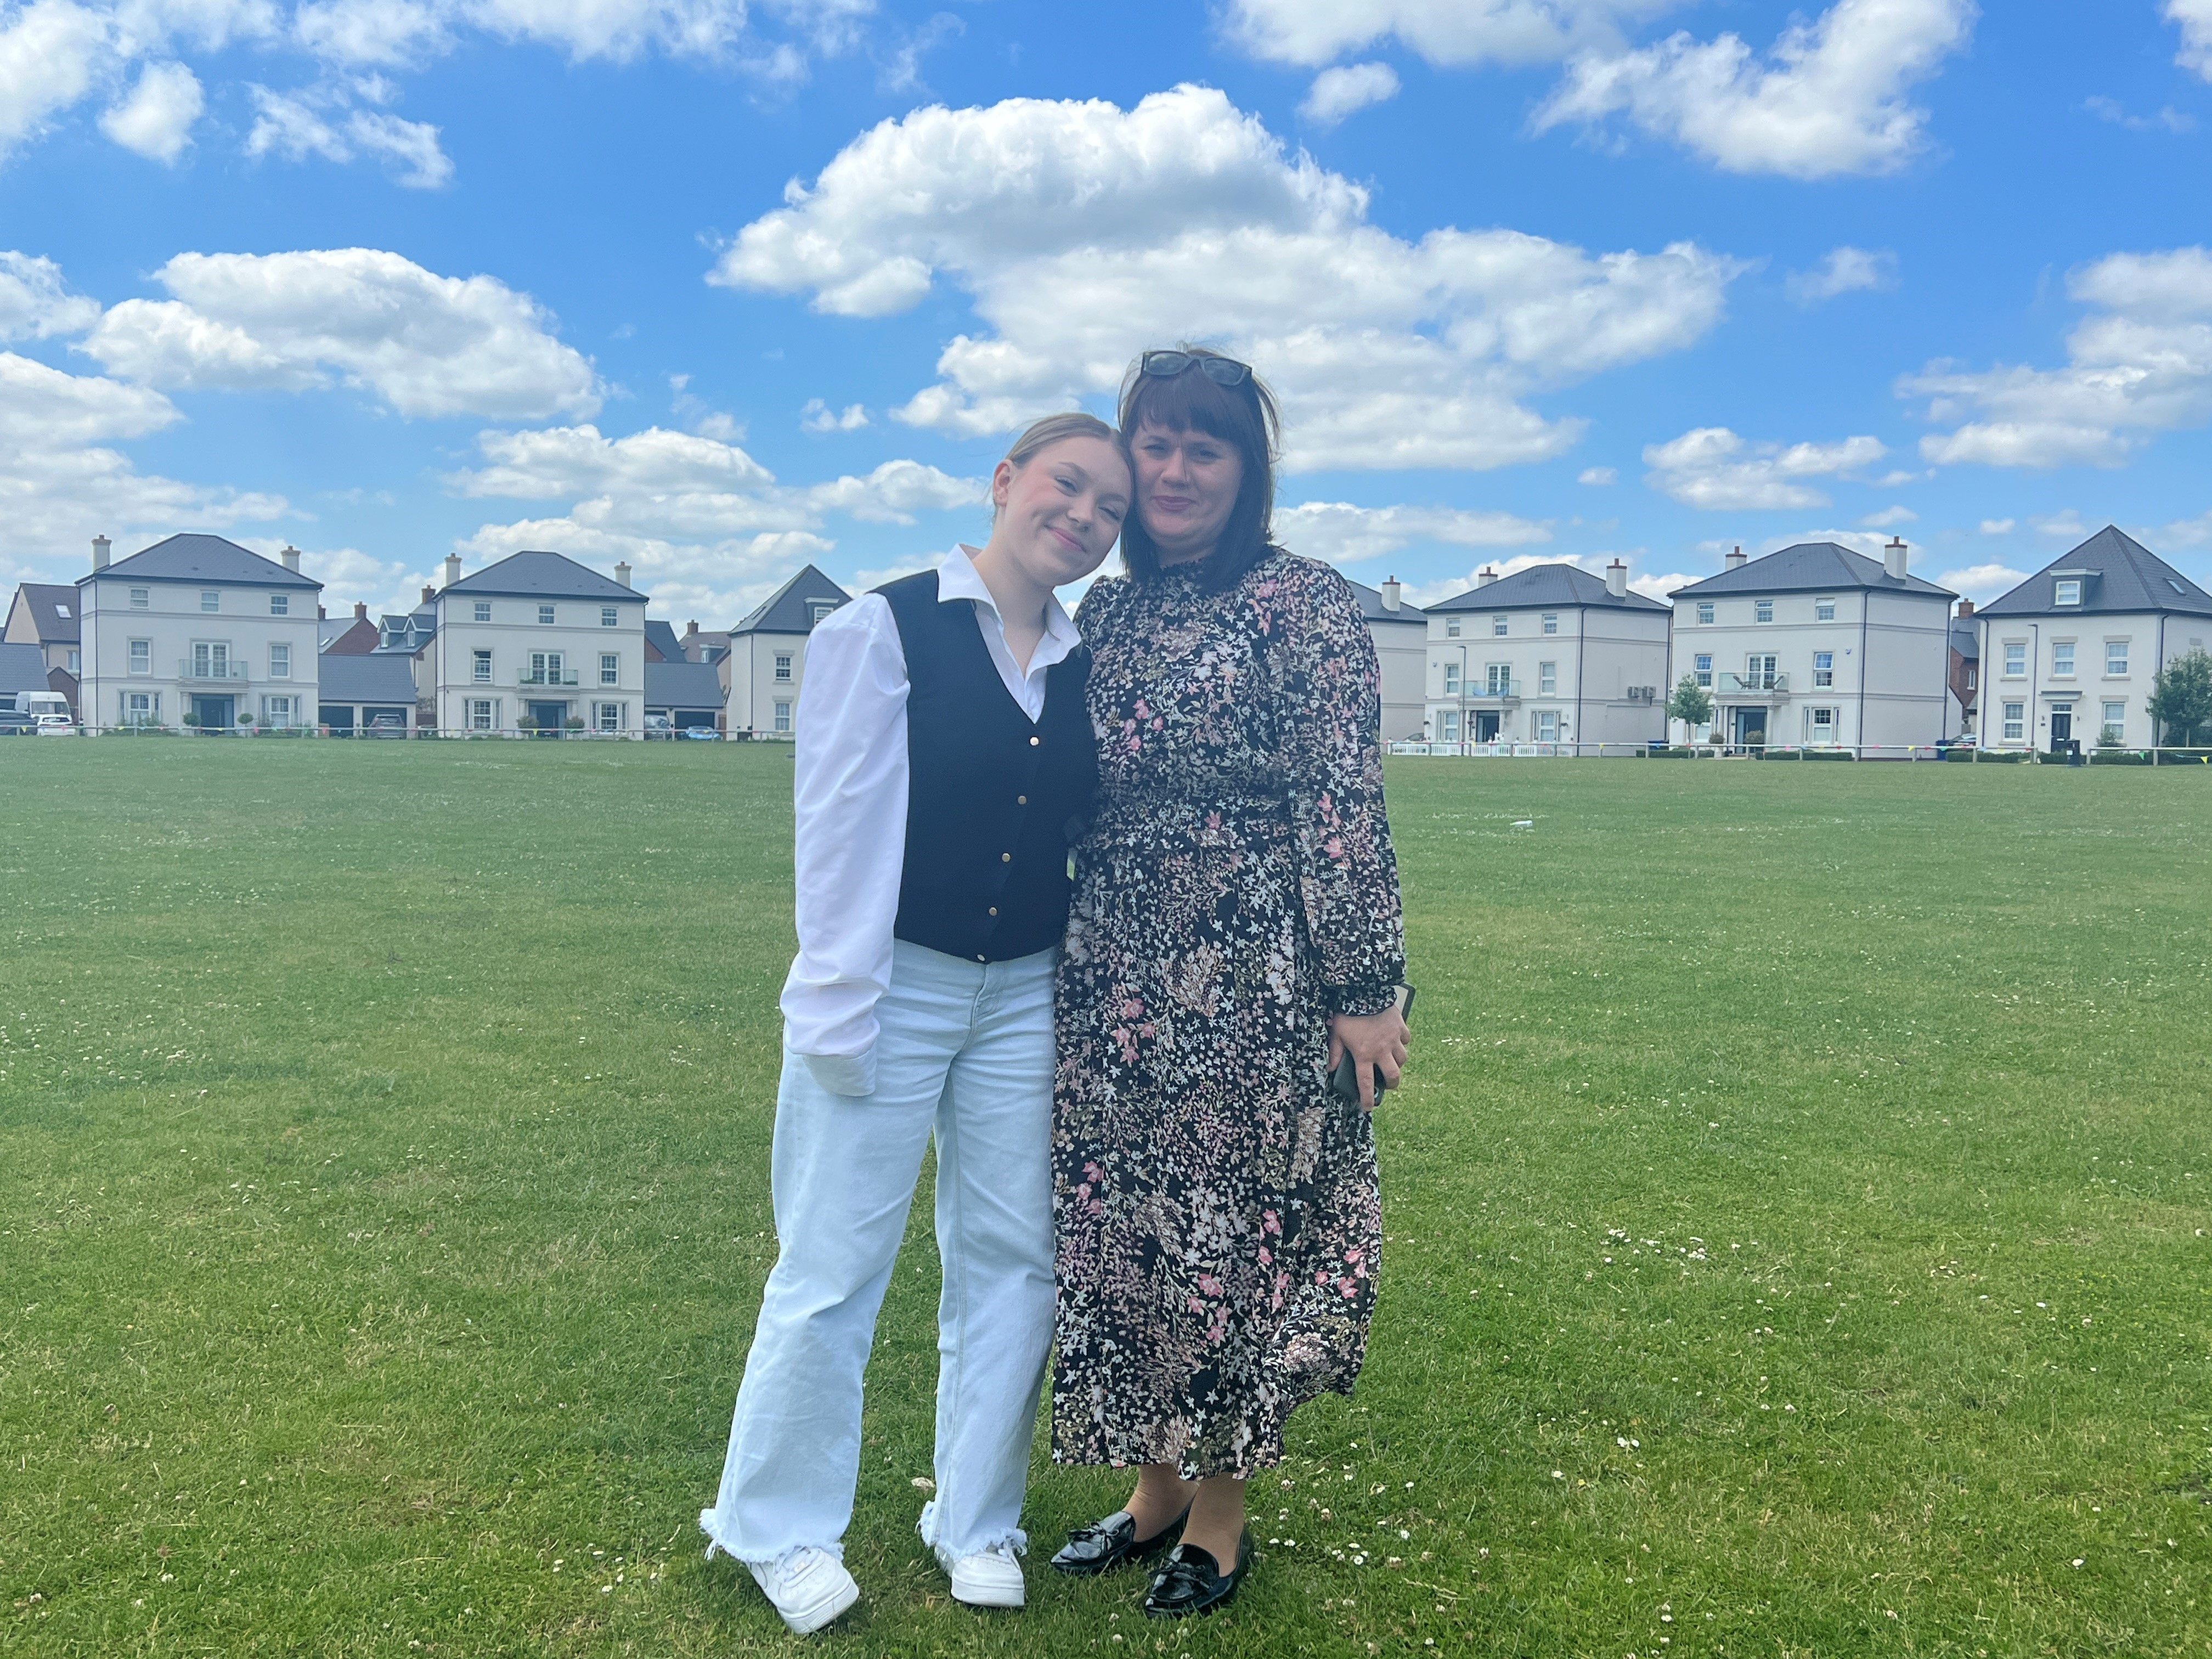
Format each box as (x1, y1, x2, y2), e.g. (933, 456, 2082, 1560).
(4, 0, 2211, 622)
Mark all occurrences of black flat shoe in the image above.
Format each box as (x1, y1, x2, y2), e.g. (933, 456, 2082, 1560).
(1049, 1509, 1186, 1577)
(1141, 1529, 1254, 1618)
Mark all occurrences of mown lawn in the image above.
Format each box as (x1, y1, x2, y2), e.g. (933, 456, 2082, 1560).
(2, 738, 2208, 1658)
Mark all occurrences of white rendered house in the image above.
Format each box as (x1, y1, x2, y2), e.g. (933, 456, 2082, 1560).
(1974, 526, 2212, 752)
(723, 565, 852, 738)
(430, 551, 648, 736)
(1346, 577, 1430, 742)
(1422, 561, 1669, 751)
(77, 534, 322, 732)
(1668, 540, 1956, 750)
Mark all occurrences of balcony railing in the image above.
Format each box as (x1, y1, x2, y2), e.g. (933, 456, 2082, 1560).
(1718, 671, 1789, 695)
(179, 659, 249, 680)
(1442, 679, 1522, 701)
(518, 670, 579, 686)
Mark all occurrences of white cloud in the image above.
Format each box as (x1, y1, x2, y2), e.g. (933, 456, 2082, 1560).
(1935, 561, 2025, 603)
(2030, 510, 2086, 539)
(1978, 517, 2013, 534)
(1535, 0, 1977, 179)
(0, 0, 108, 160)
(1300, 60, 1400, 125)
(800, 397, 869, 432)
(1860, 503, 1916, 527)
(2155, 507, 2212, 546)
(1577, 465, 1615, 484)
(1273, 500, 1551, 565)
(82, 247, 600, 418)
(713, 85, 1743, 472)
(1903, 246, 2212, 469)
(99, 59, 202, 160)
(0, 250, 99, 337)
(2083, 94, 2194, 135)
(1874, 468, 1928, 486)
(0, 349, 290, 561)
(1787, 245, 1897, 305)
(1225, 0, 1668, 69)
(245, 82, 451, 187)
(1643, 426, 1887, 510)
(2171, 0, 2212, 79)
(452, 422, 775, 498)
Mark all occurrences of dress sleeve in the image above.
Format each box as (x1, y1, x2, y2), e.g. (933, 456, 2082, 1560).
(1265, 559, 1407, 1017)
(777, 594, 910, 1096)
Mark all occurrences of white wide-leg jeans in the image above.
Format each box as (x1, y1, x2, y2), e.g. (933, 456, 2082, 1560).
(700, 939, 1058, 1566)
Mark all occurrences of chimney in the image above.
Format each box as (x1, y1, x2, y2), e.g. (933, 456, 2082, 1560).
(1725, 545, 1747, 571)
(684, 619, 698, 638)
(1884, 536, 1908, 580)
(614, 560, 633, 589)
(1380, 575, 1402, 612)
(421, 585, 436, 606)
(1475, 566, 1498, 588)
(442, 554, 462, 589)
(92, 534, 111, 571)
(1956, 598, 1974, 617)
(280, 545, 301, 573)
(1605, 558, 1628, 599)
(354, 601, 368, 620)
(317, 604, 326, 620)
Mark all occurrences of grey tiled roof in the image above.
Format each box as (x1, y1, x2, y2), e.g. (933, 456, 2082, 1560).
(1342, 577, 1427, 624)
(12, 583, 80, 644)
(733, 565, 853, 635)
(442, 551, 647, 603)
(1976, 525, 2212, 618)
(318, 654, 418, 703)
(1671, 542, 1954, 600)
(85, 534, 322, 589)
(1429, 562, 1669, 613)
(646, 661, 725, 709)
(0, 641, 50, 695)
(644, 619, 685, 662)
(1950, 624, 1978, 659)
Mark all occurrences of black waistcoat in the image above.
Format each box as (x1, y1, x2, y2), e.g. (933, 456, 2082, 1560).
(878, 570, 1096, 963)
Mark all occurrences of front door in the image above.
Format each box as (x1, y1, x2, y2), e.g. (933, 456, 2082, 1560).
(1474, 710, 1500, 742)
(529, 699, 568, 736)
(191, 693, 233, 731)
(1731, 706, 1767, 747)
(2050, 704, 2073, 751)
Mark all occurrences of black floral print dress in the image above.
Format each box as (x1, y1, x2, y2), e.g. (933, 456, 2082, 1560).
(1051, 549, 1406, 1479)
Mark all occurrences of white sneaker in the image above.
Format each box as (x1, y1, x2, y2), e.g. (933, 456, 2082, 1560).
(747, 1546, 859, 1635)
(936, 1539, 1025, 1609)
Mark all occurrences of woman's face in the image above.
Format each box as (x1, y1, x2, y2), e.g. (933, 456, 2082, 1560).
(1131, 419, 1245, 563)
(991, 435, 1132, 588)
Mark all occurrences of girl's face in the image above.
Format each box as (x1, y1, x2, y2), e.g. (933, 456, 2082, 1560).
(1131, 419, 1245, 563)
(991, 435, 1132, 587)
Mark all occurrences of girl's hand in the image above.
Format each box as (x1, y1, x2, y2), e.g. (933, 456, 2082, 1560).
(1328, 1006, 1410, 1113)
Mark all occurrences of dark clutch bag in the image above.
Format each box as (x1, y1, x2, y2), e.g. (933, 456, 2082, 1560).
(1329, 984, 1414, 1104)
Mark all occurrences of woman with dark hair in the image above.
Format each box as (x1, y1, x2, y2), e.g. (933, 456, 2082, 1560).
(1047, 348, 1410, 1617)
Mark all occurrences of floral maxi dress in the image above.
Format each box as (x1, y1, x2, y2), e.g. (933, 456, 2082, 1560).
(1051, 550, 1406, 1479)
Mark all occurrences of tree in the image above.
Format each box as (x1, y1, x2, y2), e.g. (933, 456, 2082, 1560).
(2147, 648, 2212, 746)
(1666, 675, 1713, 739)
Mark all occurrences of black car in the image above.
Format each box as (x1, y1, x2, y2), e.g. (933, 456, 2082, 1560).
(0, 708, 38, 736)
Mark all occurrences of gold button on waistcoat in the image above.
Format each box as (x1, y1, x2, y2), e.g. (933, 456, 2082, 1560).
(1001, 852, 1012, 862)
(1029, 735, 1040, 746)
(1016, 794, 1027, 805)
(988, 906, 998, 916)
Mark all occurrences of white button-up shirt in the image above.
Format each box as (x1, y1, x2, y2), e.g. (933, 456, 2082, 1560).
(780, 545, 1085, 1096)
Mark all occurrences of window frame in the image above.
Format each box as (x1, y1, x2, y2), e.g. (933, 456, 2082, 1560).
(600, 606, 619, 628)
(1815, 597, 1836, 622)
(1445, 617, 1461, 639)
(2104, 640, 2129, 676)
(2051, 640, 2076, 679)
(1541, 613, 1559, 636)
(2055, 578, 2082, 606)
(538, 603, 556, 625)
(469, 698, 495, 732)
(596, 701, 623, 733)
(1537, 661, 1556, 695)
(1812, 650, 1834, 689)
(1492, 616, 1508, 637)
(2001, 700, 2025, 743)
(269, 593, 289, 616)
(1534, 709, 1560, 743)
(1442, 661, 1461, 695)
(772, 699, 793, 733)
(1693, 652, 1712, 689)
(128, 638, 151, 675)
(774, 652, 793, 682)
(201, 590, 221, 613)
(1695, 602, 1715, 625)
(129, 586, 150, 611)
(1807, 706, 1837, 741)
(599, 652, 620, 686)
(473, 600, 493, 623)
(269, 643, 291, 680)
(2002, 641, 2027, 678)
(472, 650, 493, 684)
(1754, 598, 1774, 624)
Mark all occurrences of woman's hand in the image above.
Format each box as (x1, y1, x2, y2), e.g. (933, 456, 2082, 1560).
(1328, 1006, 1410, 1113)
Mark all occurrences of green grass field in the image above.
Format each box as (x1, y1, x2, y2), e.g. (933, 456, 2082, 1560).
(3, 740, 2209, 1658)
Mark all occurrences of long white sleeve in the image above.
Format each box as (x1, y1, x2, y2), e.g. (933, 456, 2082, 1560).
(777, 595, 909, 1096)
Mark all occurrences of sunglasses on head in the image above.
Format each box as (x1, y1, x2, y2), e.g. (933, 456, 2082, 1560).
(1139, 349, 1252, 387)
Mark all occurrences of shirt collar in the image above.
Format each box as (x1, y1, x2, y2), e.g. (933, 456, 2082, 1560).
(940, 544, 1082, 651)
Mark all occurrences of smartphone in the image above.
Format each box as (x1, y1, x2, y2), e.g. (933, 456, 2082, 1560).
(1330, 984, 1414, 1106)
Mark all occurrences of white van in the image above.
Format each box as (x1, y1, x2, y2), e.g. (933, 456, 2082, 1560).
(20, 690, 70, 720)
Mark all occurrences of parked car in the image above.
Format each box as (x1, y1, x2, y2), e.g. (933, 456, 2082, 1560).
(0, 708, 38, 736)
(35, 714, 77, 736)
(643, 714, 676, 740)
(365, 714, 407, 738)
(679, 725, 721, 740)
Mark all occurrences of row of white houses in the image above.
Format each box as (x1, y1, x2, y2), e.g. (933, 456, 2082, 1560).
(11, 526, 2211, 751)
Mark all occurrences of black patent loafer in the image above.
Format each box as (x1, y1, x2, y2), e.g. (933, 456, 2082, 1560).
(1141, 1529, 1254, 1618)
(1049, 1509, 1186, 1577)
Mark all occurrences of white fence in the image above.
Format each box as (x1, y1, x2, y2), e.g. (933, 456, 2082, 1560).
(1387, 741, 2212, 765)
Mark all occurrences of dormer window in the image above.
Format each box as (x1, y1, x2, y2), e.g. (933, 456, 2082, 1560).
(55, 603, 70, 618)
(2055, 578, 2081, 606)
